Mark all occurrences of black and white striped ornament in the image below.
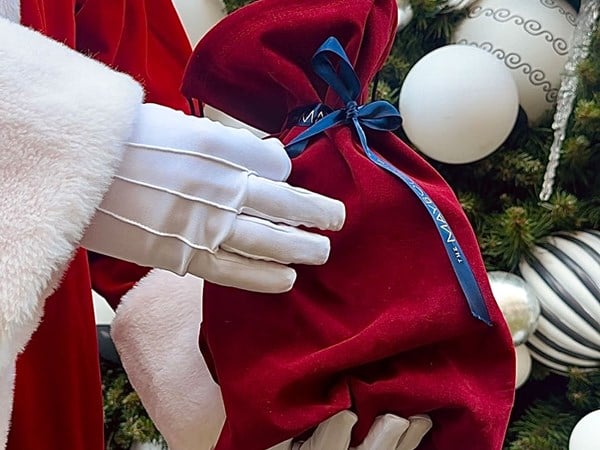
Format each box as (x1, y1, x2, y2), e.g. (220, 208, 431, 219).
(519, 230, 600, 374)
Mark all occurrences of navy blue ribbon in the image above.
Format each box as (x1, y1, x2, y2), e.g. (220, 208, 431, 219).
(285, 37, 492, 326)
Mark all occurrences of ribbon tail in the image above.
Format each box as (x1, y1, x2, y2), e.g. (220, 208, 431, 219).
(351, 119, 492, 326)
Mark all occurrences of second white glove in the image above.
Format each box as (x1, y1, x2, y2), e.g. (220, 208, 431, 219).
(81, 103, 345, 293)
(269, 410, 432, 450)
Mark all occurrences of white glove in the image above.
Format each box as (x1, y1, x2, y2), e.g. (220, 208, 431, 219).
(81, 103, 345, 293)
(269, 411, 432, 450)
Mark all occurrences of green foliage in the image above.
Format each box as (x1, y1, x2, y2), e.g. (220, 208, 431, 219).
(222, 0, 253, 13)
(103, 363, 166, 449)
(567, 369, 600, 413)
(505, 369, 600, 450)
(505, 398, 578, 450)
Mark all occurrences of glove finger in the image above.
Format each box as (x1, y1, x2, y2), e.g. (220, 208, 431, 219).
(136, 105, 291, 181)
(244, 175, 345, 231)
(202, 120, 290, 180)
(223, 133, 290, 181)
(300, 411, 357, 450)
(355, 414, 410, 450)
(187, 249, 296, 293)
(223, 215, 331, 265)
(395, 415, 433, 450)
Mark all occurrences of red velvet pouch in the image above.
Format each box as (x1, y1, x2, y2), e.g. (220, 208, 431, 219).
(182, 1, 515, 449)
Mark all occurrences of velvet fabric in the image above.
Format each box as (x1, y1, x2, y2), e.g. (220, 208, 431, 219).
(7, 2, 191, 449)
(183, 1, 516, 449)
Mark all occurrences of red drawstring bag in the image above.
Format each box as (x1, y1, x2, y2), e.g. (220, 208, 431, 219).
(182, 1, 515, 449)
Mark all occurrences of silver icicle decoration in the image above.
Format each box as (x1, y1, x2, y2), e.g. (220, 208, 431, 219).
(539, 0, 600, 202)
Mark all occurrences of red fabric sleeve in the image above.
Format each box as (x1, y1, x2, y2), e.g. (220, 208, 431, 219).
(75, 0, 193, 305)
(8, 251, 105, 450)
(76, 0, 192, 110)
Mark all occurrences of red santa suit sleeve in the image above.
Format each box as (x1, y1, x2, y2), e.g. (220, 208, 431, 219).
(0, 1, 192, 449)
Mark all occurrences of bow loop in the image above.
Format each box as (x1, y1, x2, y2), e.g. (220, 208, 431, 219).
(356, 101, 403, 131)
(312, 36, 362, 104)
(286, 37, 402, 155)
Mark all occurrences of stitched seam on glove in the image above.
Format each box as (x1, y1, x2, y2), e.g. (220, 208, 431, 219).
(127, 142, 255, 173)
(113, 175, 239, 212)
(220, 243, 290, 265)
(95, 207, 216, 253)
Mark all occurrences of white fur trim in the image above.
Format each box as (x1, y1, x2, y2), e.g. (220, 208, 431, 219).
(0, 362, 15, 448)
(0, 0, 19, 23)
(0, 17, 143, 447)
(112, 270, 225, 450)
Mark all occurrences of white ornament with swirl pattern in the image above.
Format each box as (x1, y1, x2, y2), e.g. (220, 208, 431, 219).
(452, 0, 576, 124)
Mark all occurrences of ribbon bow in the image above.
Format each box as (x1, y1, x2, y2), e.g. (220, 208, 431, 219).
(286, 37, 402, 157)
(285, 37, 492, 326)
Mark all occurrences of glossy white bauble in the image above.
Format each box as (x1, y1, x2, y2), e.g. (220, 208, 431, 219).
(399, 45, 518, 164)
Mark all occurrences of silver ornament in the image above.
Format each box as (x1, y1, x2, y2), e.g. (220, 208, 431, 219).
(488, 271, 541, 346)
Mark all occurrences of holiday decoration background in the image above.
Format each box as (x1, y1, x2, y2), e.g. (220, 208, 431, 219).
(100, 0, 599, 448)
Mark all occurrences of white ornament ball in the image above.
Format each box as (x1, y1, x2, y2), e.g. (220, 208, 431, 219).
(172, 0, 227, 46)
(519, 231, 600, 374)
(399, 45, 518, 164)
(569, 410, 600, 450)
(515, 345, 532, 389)
(488, 271, 541, 346)
(452, 0, 576, 124)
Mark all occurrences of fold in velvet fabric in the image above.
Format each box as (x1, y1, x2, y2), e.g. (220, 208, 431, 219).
(182, 1, 515, 449)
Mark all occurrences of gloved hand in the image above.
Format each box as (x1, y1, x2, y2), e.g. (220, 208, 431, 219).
(269, 410, 432, 450)
(81, 103, 345, 293)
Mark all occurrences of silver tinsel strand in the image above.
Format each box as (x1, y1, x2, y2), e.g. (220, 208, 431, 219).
(539, 0, 600, 202)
